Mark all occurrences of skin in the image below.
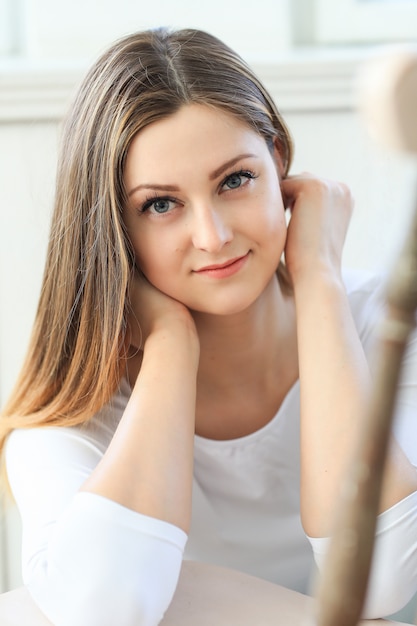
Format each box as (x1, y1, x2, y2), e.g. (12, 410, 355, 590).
(81, 103, 417, 538)
(123, 105, 286, 317)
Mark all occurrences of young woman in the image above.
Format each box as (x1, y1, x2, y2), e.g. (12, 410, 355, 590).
(1, 28, 417, 626)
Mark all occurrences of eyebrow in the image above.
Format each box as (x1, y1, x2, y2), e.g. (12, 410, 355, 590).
(209, 153, 257, 180)
(127, 153, 258, 197)
(128, 182, 180, 197)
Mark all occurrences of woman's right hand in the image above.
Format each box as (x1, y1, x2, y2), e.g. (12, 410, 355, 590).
(127, 268, 198, 351)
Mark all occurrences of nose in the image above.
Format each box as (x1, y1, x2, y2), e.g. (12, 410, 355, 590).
(190, 204, 233, 253)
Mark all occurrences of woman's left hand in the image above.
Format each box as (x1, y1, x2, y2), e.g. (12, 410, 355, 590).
(281, 173, 354, 285)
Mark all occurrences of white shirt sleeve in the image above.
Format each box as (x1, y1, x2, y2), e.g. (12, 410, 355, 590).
(5, 425, 187, 626)
(308, 491, 417, 619)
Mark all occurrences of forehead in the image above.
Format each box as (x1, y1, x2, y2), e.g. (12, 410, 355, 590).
(125, 104, 268, 180)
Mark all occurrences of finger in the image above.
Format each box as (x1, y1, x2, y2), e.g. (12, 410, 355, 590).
(280, 176, 307, 211)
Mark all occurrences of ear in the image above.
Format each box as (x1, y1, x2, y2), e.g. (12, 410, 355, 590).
(272, 138, 285, 179)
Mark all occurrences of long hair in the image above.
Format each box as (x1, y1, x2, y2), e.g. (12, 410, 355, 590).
(0, 28, 293, 452)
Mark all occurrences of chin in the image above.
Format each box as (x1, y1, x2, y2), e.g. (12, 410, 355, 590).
(191, 304, 250, 317)
(168, 266, 280, 316)
(188, 287, 270, 317)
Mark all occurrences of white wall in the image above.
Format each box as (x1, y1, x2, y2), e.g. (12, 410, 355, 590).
(1, 0, 416, 601)
(9, 0, 293, 61)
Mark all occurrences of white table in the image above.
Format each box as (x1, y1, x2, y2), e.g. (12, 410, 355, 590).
(0, 561, 412, 625)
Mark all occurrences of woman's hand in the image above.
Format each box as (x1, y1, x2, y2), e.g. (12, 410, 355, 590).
(281, 174, 368, 537)
(127, 268, 197, 351)
(281, 173, 354, 285)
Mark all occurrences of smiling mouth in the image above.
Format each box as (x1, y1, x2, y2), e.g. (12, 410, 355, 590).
(194, 253, 250, 278)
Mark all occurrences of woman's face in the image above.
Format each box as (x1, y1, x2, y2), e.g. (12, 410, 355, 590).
(123, 104, 287, 315)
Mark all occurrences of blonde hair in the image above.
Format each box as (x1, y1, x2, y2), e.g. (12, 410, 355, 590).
(0, 27, 293, 452)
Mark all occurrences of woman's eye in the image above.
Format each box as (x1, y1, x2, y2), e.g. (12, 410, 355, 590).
(221, 170, 256, 191)
(141, 197, 175, 214)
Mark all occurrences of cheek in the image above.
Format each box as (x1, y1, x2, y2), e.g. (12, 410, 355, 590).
(136, 248, 163, 279)
(258, 194, 287, 262)
(133, 237, 182, 295)
(268, 215, 287, 262)
(130, 232, 159, 276)
(258, 188, 287, 239)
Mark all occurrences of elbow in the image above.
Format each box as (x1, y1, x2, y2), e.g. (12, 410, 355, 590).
(309, 492, 417, 619)
(309, 541, 417, 620)
(361, 561, 417, 620)
(23, 493, 187, 625)
(362, 498, 417, 619)
(37, 496, 187, 624)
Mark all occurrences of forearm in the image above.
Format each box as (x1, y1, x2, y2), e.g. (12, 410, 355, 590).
(295, 270, 371, 536)
(296, 270, 417, 537)
(80, 323, 199, 532)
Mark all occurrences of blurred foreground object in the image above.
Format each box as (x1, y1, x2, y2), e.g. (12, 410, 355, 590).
(316, 46, 417, 626)
(359, 45, 417, 154)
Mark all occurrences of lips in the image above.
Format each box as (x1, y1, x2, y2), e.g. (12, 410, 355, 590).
(194, 253, 250, 278)
(196, 255, 246, 272)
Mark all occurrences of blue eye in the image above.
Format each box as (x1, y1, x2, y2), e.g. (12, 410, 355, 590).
(141, 196, 175, 214)
(222, 170, 256, 191)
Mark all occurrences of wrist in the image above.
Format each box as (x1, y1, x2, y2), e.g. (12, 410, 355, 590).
(145, 319, 200, 361)
(292, 264, 344, 297)
(292, 267, 347, 315)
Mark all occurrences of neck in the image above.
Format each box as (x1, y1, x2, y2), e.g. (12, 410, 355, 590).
(193, 275, 297, 390)
(192, 274, 298, 439)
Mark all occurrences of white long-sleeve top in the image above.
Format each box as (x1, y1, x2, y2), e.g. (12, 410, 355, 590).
(5, 270, 417, 625)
